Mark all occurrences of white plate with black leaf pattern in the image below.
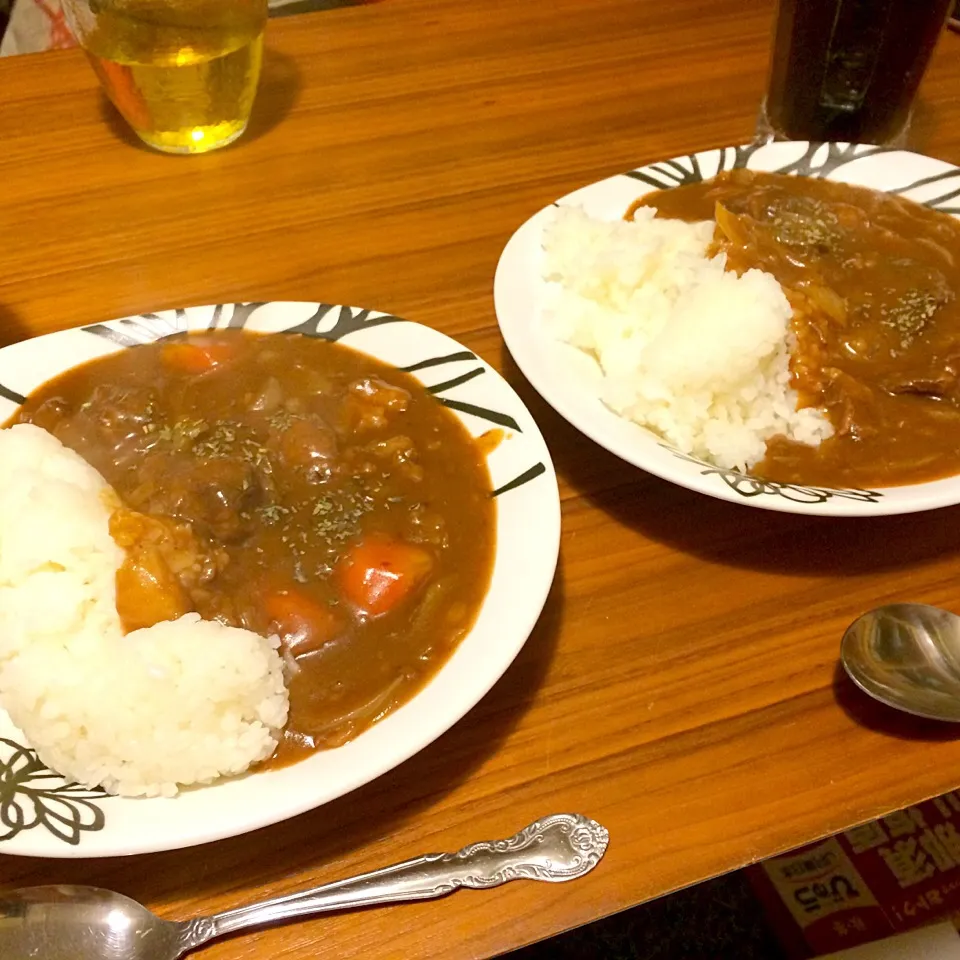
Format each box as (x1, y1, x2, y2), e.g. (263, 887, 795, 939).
(494, 140, 960, 517)
(0, 301, 560, 857)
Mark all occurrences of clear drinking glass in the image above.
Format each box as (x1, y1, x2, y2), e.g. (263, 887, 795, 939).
(62, 0, 268, 154)
(758, 0, 953, 146)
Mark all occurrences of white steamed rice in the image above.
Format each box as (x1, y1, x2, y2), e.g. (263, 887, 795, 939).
(542, 204, 833, 469)
(0, 423, 289, 797)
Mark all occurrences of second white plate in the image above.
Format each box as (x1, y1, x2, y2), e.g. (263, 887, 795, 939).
(494, 140, 960, 517)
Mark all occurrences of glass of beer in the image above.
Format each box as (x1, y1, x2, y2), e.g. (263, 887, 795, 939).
(759, 0, 953, 145)
(62, 0, 267, 154)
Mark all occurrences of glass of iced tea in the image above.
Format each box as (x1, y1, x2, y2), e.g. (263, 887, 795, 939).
(759, 0, 953, 145)
(62, 0, 267, 154)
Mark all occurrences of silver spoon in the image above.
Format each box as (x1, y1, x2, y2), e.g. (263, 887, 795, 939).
(0, 812, 607, 960)
(842, 603, 960, 721)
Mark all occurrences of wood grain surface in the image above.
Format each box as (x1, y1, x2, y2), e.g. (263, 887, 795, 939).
(4, 1, 960, 957)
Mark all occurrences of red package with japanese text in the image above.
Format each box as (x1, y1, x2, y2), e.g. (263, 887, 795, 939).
(748, 792, 960, 957)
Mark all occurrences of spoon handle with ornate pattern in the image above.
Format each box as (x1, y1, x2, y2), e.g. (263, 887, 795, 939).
(175, 813, 609, 956)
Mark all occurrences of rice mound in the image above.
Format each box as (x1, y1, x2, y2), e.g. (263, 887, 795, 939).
(0, 424, 289, 798)
(542, 205, 833, 469)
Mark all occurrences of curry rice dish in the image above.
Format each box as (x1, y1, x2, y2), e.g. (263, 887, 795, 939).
(544, 169, 960, 490)
(0, 332, 495, 796)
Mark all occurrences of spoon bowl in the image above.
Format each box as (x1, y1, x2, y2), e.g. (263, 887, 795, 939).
(0, 886, 183, 960)
(841, 603, 960, 722)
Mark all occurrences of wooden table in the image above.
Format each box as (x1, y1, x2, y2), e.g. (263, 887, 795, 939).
(4, 1, 960, 956)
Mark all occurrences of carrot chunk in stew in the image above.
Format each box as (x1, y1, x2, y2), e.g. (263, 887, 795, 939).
(264, 587, 341, 657)
(161, 340, 237, 375)
(338, 535, 433, 617)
